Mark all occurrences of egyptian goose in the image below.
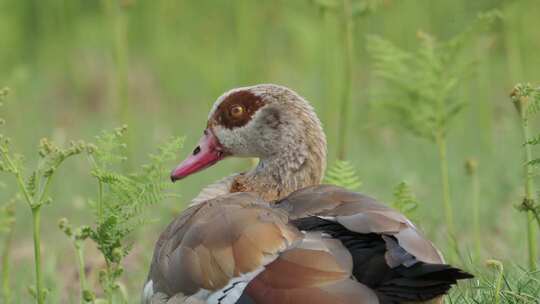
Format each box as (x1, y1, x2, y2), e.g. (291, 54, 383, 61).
(143, 84, 472, 304)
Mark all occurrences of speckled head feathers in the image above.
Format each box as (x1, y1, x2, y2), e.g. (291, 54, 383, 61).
(171, 84, 327, 197)
(207, 84, 326, 160)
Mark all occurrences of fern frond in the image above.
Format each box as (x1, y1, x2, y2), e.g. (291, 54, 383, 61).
(325, 160, 362, 190)
(145, 136, 185, 176)
(91, 126, 128, 169)
(367, 35, 413, 91)
(444, 10, 502, 62)
(391, 181, 419, 219)
(526, 86, 540, 116)
(525, 134, 540, 146)
(368, 12, 499, 142)
(527, 159, 540, 167)
(86, 132, 183, 265)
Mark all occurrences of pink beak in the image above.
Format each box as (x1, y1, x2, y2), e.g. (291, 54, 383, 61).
(170, 129, 226, 182)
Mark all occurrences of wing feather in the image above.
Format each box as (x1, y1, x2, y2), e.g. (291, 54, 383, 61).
(275, 185, 443, 264)
(146, 192, 302, 302)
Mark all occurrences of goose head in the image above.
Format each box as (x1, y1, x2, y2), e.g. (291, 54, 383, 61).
(171, 84, 327, 196)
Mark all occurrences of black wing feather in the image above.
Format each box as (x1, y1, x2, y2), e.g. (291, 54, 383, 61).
(291, 217, 473, 304)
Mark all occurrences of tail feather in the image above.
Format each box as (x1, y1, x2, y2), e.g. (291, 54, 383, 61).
(395, 263, 473, 280)
(375, 263, 473, 303)
(291, 217, 473, 303)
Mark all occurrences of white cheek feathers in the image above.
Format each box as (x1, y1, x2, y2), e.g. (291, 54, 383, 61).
(212, 106, 282, 157)
(213, 125, 253, 157)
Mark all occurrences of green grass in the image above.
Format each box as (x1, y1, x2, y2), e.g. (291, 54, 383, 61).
(1, 0, 540, 303)
(450, 265, 540, 304)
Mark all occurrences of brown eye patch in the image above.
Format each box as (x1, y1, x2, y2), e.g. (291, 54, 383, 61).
(211, 90, 265, 129)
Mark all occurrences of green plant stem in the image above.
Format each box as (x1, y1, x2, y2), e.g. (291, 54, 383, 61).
(113, 9, 129, 125)
(472, 169, 481, 260)
(435, 133, 457, 257)
(520, 110, 538, 271)
(32, 206, 45, 304)
(98, 181, 104, 221)
(1, 226, 14, 304)
(487, 259, 504, 304)
(532, 210, 540, 231)
(102, 0, 132, 169)
(104, 263, 114, 304)
(319, 6, 332, 128)
(234, 0, 256, 84)
(337, 0, 354, 160)
(0, 152, 47, 303)
(38, 175, 54, 203)
(102, 0, 129, 122)
(74, 242, 89, 304)
(0, 154, 47, 304)
(502, 3, 523, 85)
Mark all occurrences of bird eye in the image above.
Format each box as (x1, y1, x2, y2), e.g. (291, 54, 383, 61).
(230, 105, 245, 118)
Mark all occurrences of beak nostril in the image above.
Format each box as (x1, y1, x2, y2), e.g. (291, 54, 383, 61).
(171, 127, 224, 181)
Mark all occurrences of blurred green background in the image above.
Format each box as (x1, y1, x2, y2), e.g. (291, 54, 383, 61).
(1, 0, 540, 302)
